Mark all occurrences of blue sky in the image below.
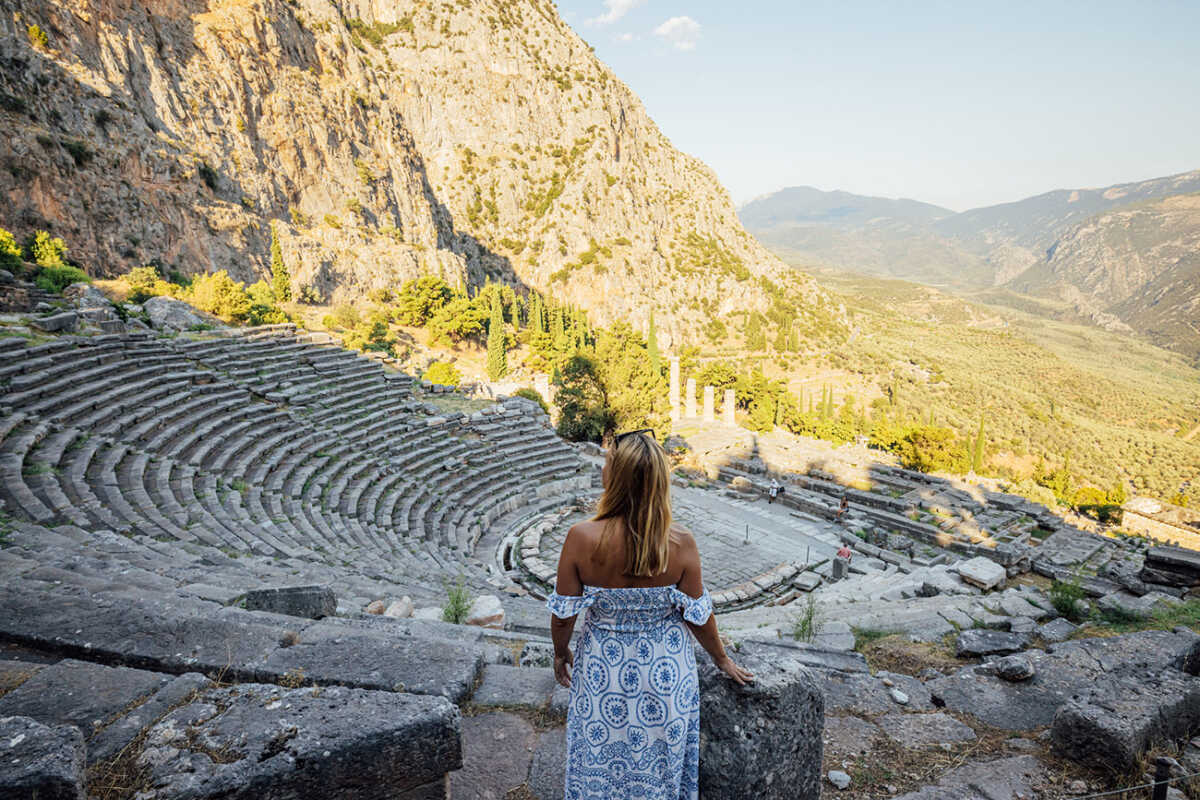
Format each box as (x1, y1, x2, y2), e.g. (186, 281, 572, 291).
(554, 0, 1200, 211)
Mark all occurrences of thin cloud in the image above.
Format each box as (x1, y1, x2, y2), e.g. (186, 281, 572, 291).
(653, 16, 701, 50)
(588, 0, 646, 26)
(617, 32, 637, 42)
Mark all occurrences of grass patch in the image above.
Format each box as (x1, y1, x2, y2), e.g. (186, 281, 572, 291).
(1048, 572, 1088, 622)
(792, 593, 821, 642)
(854, 632, 962, 674)
(1074, 599, 1200, 637)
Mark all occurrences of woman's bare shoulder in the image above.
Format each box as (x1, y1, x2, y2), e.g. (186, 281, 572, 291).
(565, 519, 606, 546)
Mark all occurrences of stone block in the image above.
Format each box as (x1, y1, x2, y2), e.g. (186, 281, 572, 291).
(1051, 670, 1200, 771)
(955, 629, 1030, 658)
(1037, 618, 1078, 643)
(876, 712, 976, 747)
(464, 595, 505, 629)
(30, 312, 77, 333)
(244, 585, 336, 619)
(793, 572, 822, 591)
(0, 716, 85, 800)
(137, 683, 461, 800)
(697, 644, 824, 799)
(956, 557, 1007, 590)
(1097, 590, 1182, 620)
(472, 665, 557, 710)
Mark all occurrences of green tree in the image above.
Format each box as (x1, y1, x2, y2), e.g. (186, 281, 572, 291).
(269, 223, 291, 301)
(647, 311, 660, 376)
(429, 295, 487, 345)
(423, 361, 461, 386)
(744, 312, 766, 350)
(972, 414, 986, 473)
(555, 355, 613, 442)
(396, 275, 453, 325)
(188, 270, 252, 322)
(487, 293, 508, 380)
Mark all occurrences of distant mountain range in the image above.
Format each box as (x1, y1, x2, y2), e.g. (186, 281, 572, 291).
(741, 170, 1200, 358)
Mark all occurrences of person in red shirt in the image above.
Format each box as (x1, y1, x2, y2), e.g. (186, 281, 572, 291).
(836, 543, 853, 562)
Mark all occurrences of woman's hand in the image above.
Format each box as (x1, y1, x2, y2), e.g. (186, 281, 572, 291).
(715, 655, 754, 685)
(554, 650, 574, 688)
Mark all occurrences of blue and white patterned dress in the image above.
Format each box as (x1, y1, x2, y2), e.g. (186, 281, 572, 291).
(547, 585, 713, 800)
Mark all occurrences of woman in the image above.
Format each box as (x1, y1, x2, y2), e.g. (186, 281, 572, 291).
(547, 429, 754, 800)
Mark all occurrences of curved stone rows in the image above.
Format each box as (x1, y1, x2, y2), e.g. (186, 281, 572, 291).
(0, 327, 590, 613)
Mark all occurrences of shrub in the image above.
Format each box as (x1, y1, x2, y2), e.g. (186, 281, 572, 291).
(124, 265, 177, 303)
(423, 361, 461, 387)
(297, 284, 320, 304)
(35, 264, 89, 293)
(0, 229, 23, 272)
(1049, 573, 1087, 622)
(26, 231, 67, 268)
(187, 270, 252, 322)
(514, 388, 548, 412)
(27, 24, 49, 49)
(792, 594, 820, 642)
(441, 577, 471, 624)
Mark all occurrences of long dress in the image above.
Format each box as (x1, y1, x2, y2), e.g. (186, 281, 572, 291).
(547, 585, 713, 800)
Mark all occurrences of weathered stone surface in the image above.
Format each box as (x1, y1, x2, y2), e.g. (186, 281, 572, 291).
(0, 659, 170, 742)
(876, 712, 977, 747)
(1100, 558, 1149, 596)
(1051, 670, 1200, 771)
(955, 629, 1029, 658)
(88, 672, 212, 765)
(697, 645, 823, 799)
(143, 296, 218, 331)
(244, 585, 336, 619)
(890, 755, 1044, 800)
(472, 665, 557, 710)
(450, 712, 538, 800)
(956, 557, 1007, 590)
(137, 683, 461, 800)
(1096, 590, 1181, 620)
(465, 595, 505, 629)
(1037, 618, 1078, 643)
(30, 311, 77, 333)
(819, 670, 933, 715)
(0, 716, 85, 800)
(1144, 546, 1200, 581)
(822, 715, 881, 759)
(527, 728, 566, 800)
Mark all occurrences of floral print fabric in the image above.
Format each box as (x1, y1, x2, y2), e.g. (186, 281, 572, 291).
(547, 585, 713, 800)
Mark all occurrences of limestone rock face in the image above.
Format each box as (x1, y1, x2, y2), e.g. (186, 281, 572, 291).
(0, 0, 831, 341)
(143, 296, 221, 332)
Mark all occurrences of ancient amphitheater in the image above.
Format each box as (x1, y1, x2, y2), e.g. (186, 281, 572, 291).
(2, 297, 1200, 799)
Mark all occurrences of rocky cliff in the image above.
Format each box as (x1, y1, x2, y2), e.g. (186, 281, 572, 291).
(0, 0, 824, 345)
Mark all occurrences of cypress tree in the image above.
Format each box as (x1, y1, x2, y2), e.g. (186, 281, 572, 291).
(270, 223, 291, 302)
(647, 311, 660, 376)
(509, 293, 521, 327)
(487, 294, 507, 380)
(972, 414, 986, 473)
(531, 294, 544, 333)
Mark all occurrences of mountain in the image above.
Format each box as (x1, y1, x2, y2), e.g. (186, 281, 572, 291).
(743, 172, 1200, 358)
(0, 0, 827, 348)
(739, 187, 993, 286)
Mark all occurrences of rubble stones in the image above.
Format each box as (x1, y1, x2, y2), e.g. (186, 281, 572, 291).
(464, 595, 505, 629)
(991, 655, 1035, 682)
(244, 586, 336, 619)
(827, 770, 851, 790)
(0, 716, 85, 800)
(384, 597, 414, 618)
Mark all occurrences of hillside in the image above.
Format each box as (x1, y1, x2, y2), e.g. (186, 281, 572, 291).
(744, 172, 1200, 358)
(0, 0, 828, 347)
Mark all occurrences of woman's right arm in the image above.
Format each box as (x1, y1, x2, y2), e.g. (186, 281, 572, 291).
(675, 532, 754, 685)
(549, 526, 584, 687)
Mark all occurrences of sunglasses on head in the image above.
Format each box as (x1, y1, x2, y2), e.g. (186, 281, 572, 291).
(613, 428, 654, 446)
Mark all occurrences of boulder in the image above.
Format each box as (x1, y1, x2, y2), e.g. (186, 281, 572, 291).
(0, 716, 85, 800)
(992, 655, 1035, 682)
(827, 770, 851, 790)
(465, 595, 505, 629)
(1037, 618, 1078, 643)
(384, 596, 414, 619)
(364, 599, 386, 614)
(63, 283, 111, 309)
(143, 295, 218, 331)
(698, 644, 824, 799)
(955, 629, 1029, 658)
(956, 557, 1007, 591)
(30, 311, 77, 333)
(244, 585, 336, 619)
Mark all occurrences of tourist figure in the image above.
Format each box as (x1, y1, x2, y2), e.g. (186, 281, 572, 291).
(837, 542, 853, 563)
(767, 478, 782, 504)
(836, 493, 849, 522)
(548, 429, 753, 800)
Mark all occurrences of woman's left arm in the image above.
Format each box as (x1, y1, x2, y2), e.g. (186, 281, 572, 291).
(550, 526, 584, 687)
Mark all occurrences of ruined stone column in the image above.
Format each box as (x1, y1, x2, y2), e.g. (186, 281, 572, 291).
(723, 389, 736, 427)
(685, 378, 697, 418)
(702, 385, 715, 422)
(669, 358, 680, 422)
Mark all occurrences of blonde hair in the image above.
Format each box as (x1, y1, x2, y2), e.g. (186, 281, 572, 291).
(594, 432, 673, 576)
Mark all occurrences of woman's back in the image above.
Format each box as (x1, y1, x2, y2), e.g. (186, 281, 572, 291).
(568, 518, 688, 590)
